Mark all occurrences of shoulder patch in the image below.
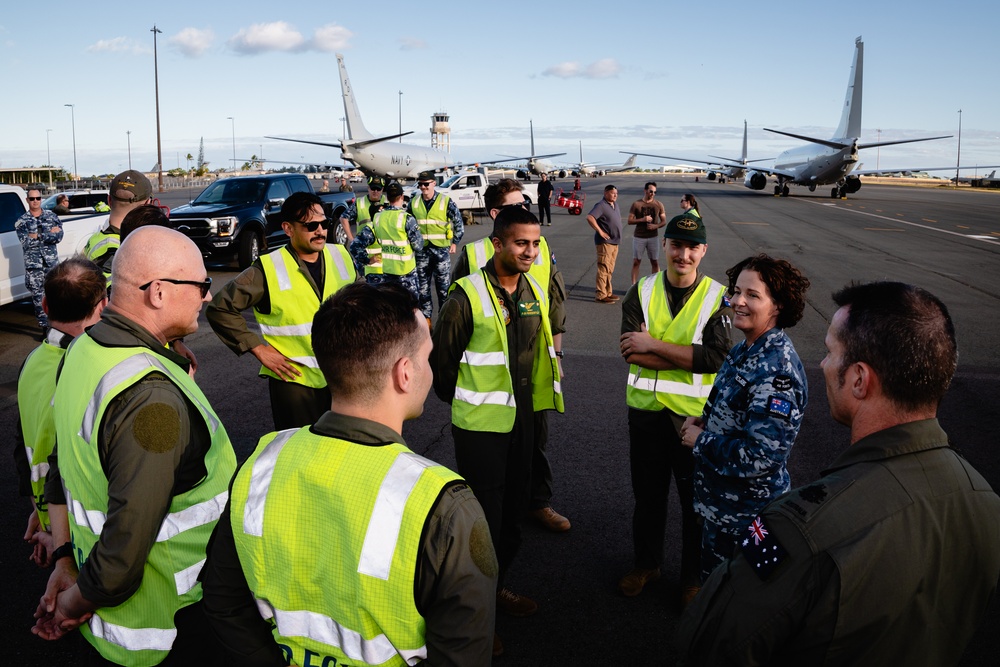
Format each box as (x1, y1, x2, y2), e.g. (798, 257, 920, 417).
(740, 516, 788, 581)
(469, 516, 499, 578)
(722, 294, 731, 308)
(772, 374, 793, 391)
(768, 396, 792, 419)
(132, 402, 181, 453)
(799, 484, 827, 504)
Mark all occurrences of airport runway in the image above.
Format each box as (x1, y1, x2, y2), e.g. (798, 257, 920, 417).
(2, 174, 998, 664)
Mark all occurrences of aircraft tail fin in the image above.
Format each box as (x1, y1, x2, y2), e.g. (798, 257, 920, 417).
(741, 120, 748, 164)
(988, 170, 997, 179)
(337, 53, 374, 142)
(834, 37, 864, 140)
(622, 154, 636, 169)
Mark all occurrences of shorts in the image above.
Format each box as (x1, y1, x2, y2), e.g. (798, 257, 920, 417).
(632, 236, 660, 261)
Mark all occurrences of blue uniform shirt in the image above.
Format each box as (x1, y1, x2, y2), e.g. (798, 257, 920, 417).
(693, 327, 807, 533)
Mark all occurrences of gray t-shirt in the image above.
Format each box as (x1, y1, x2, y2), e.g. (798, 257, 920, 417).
(588, 197, 622, 245)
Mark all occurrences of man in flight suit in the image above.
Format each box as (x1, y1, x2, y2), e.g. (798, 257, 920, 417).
(202, 282, 498, 666)
(32, 227, 236, 666)
(678, 282, 1000, 665)
(432, 205, 563, 654)
(83, 170, 154, 288)
(208, 191, 358, 430)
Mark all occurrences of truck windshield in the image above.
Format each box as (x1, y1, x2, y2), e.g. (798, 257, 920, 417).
(192, 179, 266, 205)
(438, 175, 461, 189)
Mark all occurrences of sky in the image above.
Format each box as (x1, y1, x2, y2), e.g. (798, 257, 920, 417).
(2, 1, 998, 177)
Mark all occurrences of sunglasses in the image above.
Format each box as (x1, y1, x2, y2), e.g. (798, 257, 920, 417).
(297, 218, 332, 232)
(499, 201, 529, 211)
(418, 181, 435, 187)
(139, 277, 213, 298)
(27, 197, 43, 201)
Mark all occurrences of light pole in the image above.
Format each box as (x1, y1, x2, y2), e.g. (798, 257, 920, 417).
(45, 129, 52, 166)
(126, 131, 132, 170)
(398, 90, 403, 143)
(955, 109, 962, 188)
(64, 104, 77, 187)
(151, 25, 164, 192)
(227, 117, 236, 171)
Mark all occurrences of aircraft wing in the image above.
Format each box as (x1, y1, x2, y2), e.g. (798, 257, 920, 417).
(267, 136, 343, 149)
(625, 151, 798, 179)
(232, 157, 354, 170)
(855, 164, 1000, 176)
(493, 153, 567, 163)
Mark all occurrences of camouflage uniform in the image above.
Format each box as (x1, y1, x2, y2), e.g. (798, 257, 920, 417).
(409, 194, 463, 319)
(15, 209, 63, 328)
(692, 326, 807, 581)
(348, 205, 424, 301)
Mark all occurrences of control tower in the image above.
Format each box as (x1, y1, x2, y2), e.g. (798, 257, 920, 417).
(430, 111, 450, 153)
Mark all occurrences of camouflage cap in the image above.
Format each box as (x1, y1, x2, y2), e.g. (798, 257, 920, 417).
(109, 170, 152, 203)
(663, 213, 707, 245)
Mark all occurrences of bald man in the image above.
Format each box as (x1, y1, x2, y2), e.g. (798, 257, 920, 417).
(34, 227, 237, 666)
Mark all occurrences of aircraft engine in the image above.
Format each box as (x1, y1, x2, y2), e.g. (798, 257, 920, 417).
(516, 169, 528, 180)
(557, 170, 567, 179)
(707, 171, 717, 181)
(744, 171, 767, 190)
(843, 175, 862, 193)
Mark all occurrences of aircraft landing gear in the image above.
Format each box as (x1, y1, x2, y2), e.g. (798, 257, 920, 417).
(809, 183, 817, 192)
(774, 185, 782, 196)
(781, 185, 790, 197)
(831, 187, 839, 198)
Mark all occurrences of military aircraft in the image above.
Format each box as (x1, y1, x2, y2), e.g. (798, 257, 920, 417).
(628, 38, 997, 199)
(499, 120, 567, 179)
(628, 121, 768, 183)
(268, 55, 562, 180)
(568, 143, 638, 176)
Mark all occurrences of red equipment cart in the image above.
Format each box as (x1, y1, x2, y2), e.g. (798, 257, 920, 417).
(554, 188, 586, 215)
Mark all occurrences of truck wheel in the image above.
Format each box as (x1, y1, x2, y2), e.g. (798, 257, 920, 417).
(522, 197, 532, 212)
(238, 230, 262, 269)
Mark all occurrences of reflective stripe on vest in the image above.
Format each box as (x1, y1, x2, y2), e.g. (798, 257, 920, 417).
(358, 221, 383, 276)
(17, 330, 66, 531)
(452, 271, 563, 432)
(356, 194, 387, 224)
(626, 275, 725, 414)
(257, 246, 356, 387)
(374, 209, 416, 275)
(411, 194, 452, 246)
(55, 336, 236, 667)
(232, 429, 460, 667)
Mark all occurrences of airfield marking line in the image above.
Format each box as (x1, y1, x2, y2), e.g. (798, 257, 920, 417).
(732, 222, 770, 225)
(922, 218, 938, 223)
(957, 225, 970, 229)
(795, 199, 1000, 247)
(864, 228, 905, 232)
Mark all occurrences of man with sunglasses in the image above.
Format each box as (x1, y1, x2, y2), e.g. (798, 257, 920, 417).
(33, 227, 236, 665)
(15, 188, 63, 331)
(409, 170, 463, 324)
(349, 182, 424, 299)
(209, 191, 359, 430)
(338, 175, 388, 249)
(83, 170, 154, 289)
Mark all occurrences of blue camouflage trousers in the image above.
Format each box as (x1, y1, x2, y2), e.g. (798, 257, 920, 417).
(25, 268, 48, 329)
(700, 518, 740, 583)
(416, 245, 451, 319)
(364, 271, 421, 303)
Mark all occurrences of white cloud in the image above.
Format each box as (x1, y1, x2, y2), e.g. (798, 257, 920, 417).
(398, 37, 427, 51)
(169, 27, 214, 58)
(543, 62, 582, 78)
(228, 21, 305, 54)
(543, 58, 621, 79)
(86, 37, 150, 55)
(586, 58, 621, 79)
(311, 24, 352, 52)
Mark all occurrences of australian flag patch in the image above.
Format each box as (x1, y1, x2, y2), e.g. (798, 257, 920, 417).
(768, 396, 792, 419)
(740, 516, 788, 581)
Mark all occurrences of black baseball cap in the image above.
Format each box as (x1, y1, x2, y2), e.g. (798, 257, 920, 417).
(663, 214, 707, 245)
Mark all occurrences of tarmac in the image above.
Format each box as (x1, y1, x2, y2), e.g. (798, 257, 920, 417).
(2, 174, 998, 665)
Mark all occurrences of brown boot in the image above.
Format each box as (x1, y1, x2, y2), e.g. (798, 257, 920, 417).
(496, 587, 538, 617)
(530, 507, 571, 532)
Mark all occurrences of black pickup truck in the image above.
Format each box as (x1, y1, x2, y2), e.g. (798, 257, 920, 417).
(168, 173, 353, 269)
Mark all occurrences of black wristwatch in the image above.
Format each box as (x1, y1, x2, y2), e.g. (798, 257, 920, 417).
(555, 351, 564, 358)
(51, 541, 74, 564)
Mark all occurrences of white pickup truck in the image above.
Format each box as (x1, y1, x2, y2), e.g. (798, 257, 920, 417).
(404, 169, 539, 217)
